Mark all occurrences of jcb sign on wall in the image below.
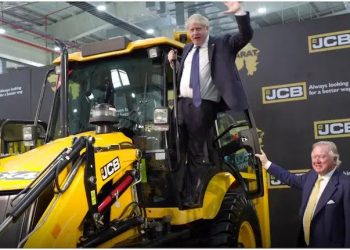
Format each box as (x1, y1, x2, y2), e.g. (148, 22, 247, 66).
(262, 82, 307, 104)
(268, 169, 309, 189)
(314, 118, 350, 139)
(308, 30, 350, 53)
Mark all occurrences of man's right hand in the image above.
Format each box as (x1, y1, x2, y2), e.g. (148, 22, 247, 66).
(168, 49, 177, 64)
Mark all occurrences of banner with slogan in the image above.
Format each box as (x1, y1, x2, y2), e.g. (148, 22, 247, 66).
(0, 68, 31, 120)
(237, 13, 350, 247)
(0, 66, 54, 121)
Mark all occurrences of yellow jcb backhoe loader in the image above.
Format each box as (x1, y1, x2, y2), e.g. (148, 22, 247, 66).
(0, 35, 270, 247)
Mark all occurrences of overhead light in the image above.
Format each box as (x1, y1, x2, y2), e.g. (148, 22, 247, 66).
(97, 5, 106, 11)
(258, 7, 267, 14)
(146, 29, 154, 35)
(0, 28, 6, 34)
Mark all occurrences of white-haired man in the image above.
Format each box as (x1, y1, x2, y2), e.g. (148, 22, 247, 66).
(256, 141, 350, 247)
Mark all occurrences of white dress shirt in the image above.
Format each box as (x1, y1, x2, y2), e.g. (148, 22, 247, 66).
(179, 35, 220, 103)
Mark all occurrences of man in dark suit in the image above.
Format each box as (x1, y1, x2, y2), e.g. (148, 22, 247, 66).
(168, 2, 253, 207)
(255, 141, 350, 247)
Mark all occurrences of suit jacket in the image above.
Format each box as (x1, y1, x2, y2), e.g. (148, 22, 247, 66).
(268, 163, 350, 247)
(177, 13, 253, 112)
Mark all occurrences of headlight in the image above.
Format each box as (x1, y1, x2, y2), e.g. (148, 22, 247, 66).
(22, 125, 36, 147)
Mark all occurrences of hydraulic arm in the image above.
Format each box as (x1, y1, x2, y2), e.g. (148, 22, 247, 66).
(0, 136, 92, 234)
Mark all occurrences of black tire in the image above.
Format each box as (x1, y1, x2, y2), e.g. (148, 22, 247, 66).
(208, 189, 262, 247)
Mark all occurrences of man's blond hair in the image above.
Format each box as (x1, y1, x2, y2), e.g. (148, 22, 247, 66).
(185, 14, 209, 30)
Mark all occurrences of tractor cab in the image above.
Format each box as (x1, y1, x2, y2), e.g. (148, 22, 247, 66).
(44, 36, 264, 209)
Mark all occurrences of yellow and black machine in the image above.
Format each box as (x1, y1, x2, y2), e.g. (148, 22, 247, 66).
(0, 35, 270, 247)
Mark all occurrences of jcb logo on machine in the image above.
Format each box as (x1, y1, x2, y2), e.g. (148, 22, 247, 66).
(0, 171, 39, 180)
(100, 157, 121, 180)
(314, 118, 350, 139)
(308, 30, 350, 53)
(262, 82, 307, 104)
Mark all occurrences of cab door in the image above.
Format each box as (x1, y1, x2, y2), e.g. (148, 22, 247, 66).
(214, 109, 264, 198)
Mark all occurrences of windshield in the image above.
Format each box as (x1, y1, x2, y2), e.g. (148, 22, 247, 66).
(51, 49, 165, 149)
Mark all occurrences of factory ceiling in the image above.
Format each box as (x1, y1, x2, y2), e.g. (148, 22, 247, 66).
(0, 1, 348, 66)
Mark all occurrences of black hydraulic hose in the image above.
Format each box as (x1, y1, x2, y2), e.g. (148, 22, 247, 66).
(79, 216, 143, 248)
(171, 50, 181, 165)
(6, 137, 87, 221)
(10, 147, 68, 206)
(55, 152, 85, 194)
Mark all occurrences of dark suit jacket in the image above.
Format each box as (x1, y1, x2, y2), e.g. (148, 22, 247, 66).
(177, 13, 253, 112)
(268, 163, 350, 247)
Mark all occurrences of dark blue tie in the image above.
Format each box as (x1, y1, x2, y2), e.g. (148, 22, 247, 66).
(190, 46, 201, 107)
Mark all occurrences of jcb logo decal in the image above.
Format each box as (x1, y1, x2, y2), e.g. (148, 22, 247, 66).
(314, 118, 350, 139)
(269, 169, 308, 189)
(100, 157, 121, 180)
(308, 30, 350, 53)
(0, 171, 39, 180)
(262, 82, 307, 104)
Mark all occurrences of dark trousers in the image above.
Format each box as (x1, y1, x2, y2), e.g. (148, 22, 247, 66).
(177, 98, 218, 201)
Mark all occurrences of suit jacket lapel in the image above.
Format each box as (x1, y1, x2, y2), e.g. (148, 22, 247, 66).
(208, 36, 215, 64)
(313, 170, 339, 218)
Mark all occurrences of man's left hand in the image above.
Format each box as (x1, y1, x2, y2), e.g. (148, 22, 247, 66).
(255, 149, 269, 168)
(223, 1, 241, 14)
